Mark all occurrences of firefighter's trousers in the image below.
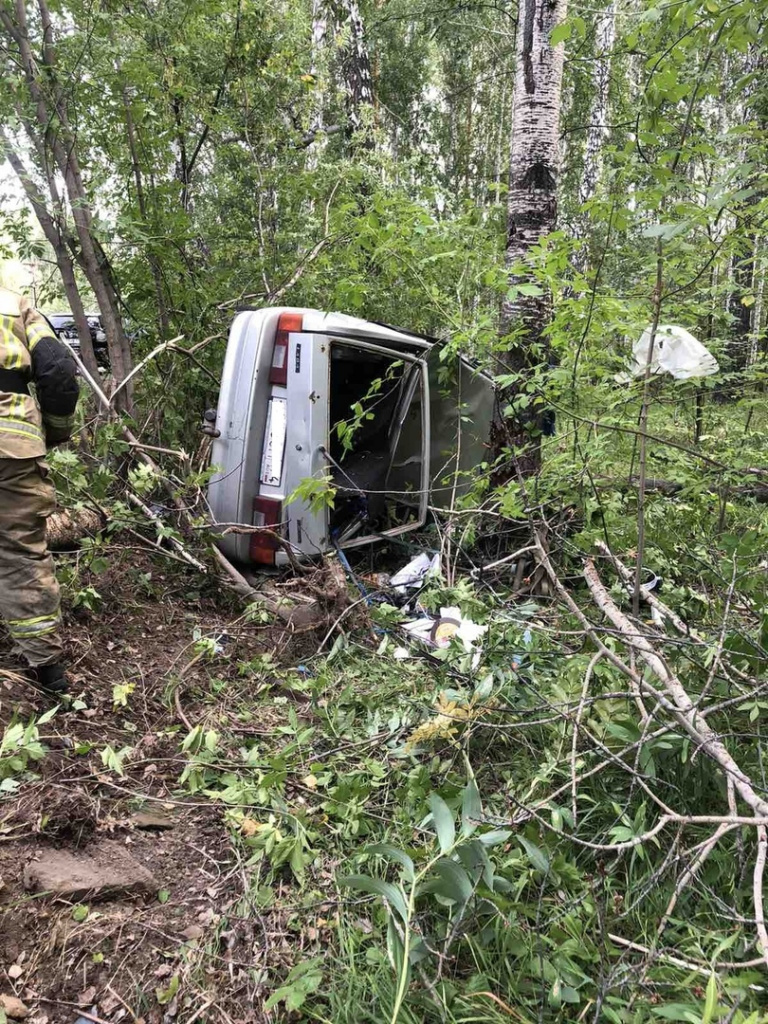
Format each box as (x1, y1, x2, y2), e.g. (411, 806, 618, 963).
(0, 458, 63, 666)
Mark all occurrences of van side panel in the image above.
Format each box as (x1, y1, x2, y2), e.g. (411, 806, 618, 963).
(208, 310, 281, 561)
(278, 331, 330, 562)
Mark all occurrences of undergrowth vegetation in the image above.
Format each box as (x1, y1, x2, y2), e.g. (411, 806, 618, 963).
(2, 0, 768, 1019)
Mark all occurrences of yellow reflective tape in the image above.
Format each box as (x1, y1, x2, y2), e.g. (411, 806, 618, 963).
(26, 322, 53, 351)
(44, 413, 75, 427)
(8, 614, 61, 636)
(9, 618, 58, 634)
(0, 316, 26, 370)
(0, 415, 43, 432)
(8, 613, 59, 626)
(0, 422, 44, 441)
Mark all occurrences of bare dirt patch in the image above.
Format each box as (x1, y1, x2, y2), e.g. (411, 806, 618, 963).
(0, 551, 316, 1024)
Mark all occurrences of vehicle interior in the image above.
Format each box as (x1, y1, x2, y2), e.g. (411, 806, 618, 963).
(327, 342, 426, 544)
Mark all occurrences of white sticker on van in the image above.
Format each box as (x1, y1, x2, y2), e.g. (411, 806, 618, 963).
(260, 397, 287, 486)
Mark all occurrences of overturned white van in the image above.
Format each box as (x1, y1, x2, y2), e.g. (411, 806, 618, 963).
(207, 308, 494, 566)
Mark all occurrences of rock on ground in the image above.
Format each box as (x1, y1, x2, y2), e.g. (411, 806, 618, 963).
(22, 840, 157, 900)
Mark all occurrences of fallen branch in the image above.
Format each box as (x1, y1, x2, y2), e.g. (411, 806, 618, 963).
(594, 539, 700, 640)
(126, 492, 207, 573)
(754, 824, 768, 970)
(594, 539, 752, 696)
(606, 934, 768, 974)
(584, 557, 768, 817)
(46, 507, 103, 548)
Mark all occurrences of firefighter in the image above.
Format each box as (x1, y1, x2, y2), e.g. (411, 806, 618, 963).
(0, 287, 79, 693)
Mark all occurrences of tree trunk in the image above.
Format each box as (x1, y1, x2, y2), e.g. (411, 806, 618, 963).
(330, 0, 375, 149)
(1, 0, 134, 410)
(726, 241, 754, 379)
(750, 238, 765, 365)
(0, 128, 100, 379)
(492, 0, 568, 480)
(579, 2, 615, 206)
(306, 0, 330, 169)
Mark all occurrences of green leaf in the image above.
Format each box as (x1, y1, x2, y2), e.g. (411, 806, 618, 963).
(37, 705, 59, 725)
(518, 836, 550, 873)
(428, 793, 455, 853)
(429, 857, 474, 904)
(339, 874, 409, 924)
(474, 674, 494, 701)
(71, 904, 89, 923)
(702, 973, 718, 1024)
(550, 22, 570, 45)
(461, 779, 482, 836)
(265, 959, 323, 1012)
(386, 914, 405, 974)
(478, 829, 512, 847)
(457, 839, 495, 889)
(651, 1006, 700, 1022)
(365, 844, 415, 882)
(156, 975, 180, 1006)
(157, 889, 170, 904)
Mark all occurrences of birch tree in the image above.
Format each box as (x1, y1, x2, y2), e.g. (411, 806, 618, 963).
(493, 0, 568, 477)
(0, 0, 135, 408)
(579, 2, 615, 206)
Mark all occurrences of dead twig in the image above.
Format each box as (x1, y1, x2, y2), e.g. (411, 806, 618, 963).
(754, 824, 768, 969)
(571, 651, 603, 827)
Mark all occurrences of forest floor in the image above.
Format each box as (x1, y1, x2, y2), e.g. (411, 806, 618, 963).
(0, 550, 331, 1024)
(2, 450, 767, 1024)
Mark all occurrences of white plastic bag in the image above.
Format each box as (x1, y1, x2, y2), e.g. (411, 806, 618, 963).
(631, 324, 719, 380)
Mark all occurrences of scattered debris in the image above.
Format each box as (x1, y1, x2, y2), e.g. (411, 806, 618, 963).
(22, 841, 158, 900)
(130, 811, 175, 831)
(625, 324, 719, 380)
(77, 987, 96, 1008)
(378, 554, 488, 660)
(389, 552, 440, 593)
(0, 994, 29, 1019)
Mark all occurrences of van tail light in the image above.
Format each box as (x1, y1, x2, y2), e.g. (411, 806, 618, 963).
(269, 313, 303, 386)
(250, 497, 283, 565)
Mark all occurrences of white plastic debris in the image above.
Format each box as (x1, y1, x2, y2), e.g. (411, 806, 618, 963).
(629, 324, 719, 380)
(456, 616, 488, 653)
(441, 606, 487, 653)
(390, 552, 440, 592)
(402, 617, 437, 643)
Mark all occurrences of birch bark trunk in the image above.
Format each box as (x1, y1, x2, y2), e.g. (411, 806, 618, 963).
(579, 2, 615, 206)
(492, 0, 568, 478)
(306, 0, 329, 169)
(329, 0, 375, 149)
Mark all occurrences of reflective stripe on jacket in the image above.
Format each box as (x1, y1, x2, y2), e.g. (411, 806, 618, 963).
(0, 289, 79, 458)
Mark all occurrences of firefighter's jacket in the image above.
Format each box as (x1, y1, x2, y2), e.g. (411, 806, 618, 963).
(0, 288, 79, 458)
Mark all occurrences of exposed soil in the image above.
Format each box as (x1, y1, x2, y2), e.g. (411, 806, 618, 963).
(0, 551, 317, 1024)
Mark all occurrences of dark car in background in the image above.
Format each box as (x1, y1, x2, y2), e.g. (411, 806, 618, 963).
(46, 312, 109, 367)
